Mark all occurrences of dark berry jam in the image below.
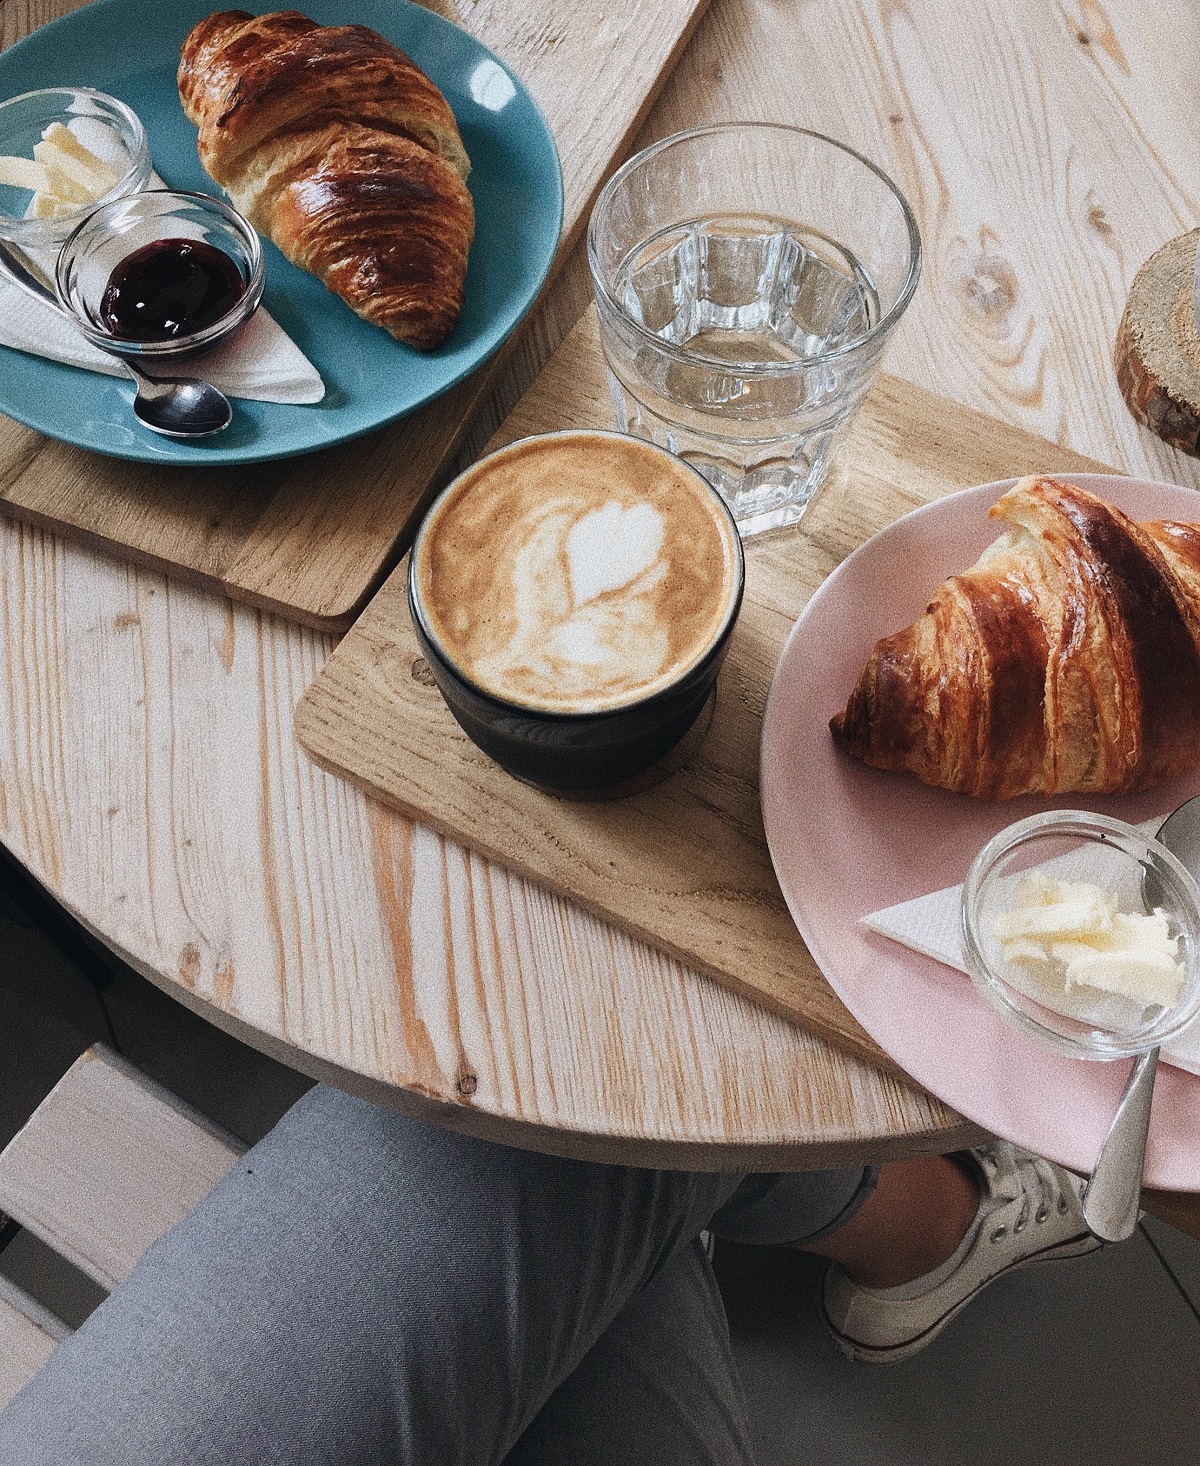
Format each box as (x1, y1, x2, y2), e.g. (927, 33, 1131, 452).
(99, 238, 245, 342)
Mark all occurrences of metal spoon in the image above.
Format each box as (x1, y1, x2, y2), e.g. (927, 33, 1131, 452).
(1081, 797, 1200, 1242)
(0, 237, 232, 439)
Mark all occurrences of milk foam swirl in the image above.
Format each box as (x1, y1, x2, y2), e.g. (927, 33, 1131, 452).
(414, 433, 740, 715)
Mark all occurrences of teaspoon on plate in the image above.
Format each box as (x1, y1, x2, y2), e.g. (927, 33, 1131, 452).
(0, 236, 233, 439)
(1081, 796, 1200, 1242)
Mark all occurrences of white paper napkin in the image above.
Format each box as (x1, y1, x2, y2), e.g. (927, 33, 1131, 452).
(860, 815, 1200, 1076)
(0, 282, 326, 403)
(0, 154, 324, 404)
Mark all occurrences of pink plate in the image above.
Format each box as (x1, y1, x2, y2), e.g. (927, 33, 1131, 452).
(761, 473, 1200, 1190)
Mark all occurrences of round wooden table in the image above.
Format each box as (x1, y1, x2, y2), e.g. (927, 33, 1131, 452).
(3, 0, 1199, 1192)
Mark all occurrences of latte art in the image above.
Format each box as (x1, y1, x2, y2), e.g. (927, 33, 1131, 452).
(414, 433, 741, 714)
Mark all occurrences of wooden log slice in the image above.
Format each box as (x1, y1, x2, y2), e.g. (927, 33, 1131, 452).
(1116, 229, 1200, 456)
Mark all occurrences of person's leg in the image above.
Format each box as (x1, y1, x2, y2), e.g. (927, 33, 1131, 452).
(501, 1165, 895, 1464)
(805, 1155, 981, 1286)
(0, 1084, 744, 1466)
(709, 1163, 883, 1252)
(506, 1238, 755, 1466)
(714, 1154, 985, 1286)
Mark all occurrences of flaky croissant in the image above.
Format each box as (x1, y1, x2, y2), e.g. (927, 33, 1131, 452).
(830, 476, 1200, 799)
(178, 9, 474, 350)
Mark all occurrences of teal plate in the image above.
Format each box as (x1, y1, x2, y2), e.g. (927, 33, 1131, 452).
(0, 0, 563, 464)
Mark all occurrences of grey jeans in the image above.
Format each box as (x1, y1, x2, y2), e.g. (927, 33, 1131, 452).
(0, 1084, 877, 1466)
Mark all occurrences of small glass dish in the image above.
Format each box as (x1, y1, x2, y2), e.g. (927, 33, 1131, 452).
(0, 87, 151, 249)
(961, 810, 1200, 1060)
(54, 189, 264, 361)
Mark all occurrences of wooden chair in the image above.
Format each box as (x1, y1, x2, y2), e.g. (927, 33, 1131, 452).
(0, 1045, 243, 1409)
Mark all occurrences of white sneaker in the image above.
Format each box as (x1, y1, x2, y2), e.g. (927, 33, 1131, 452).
(820, 1143, 1102, 1364)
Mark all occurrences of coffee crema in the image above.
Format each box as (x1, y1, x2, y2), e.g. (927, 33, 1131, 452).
(413, 432, 742, 715)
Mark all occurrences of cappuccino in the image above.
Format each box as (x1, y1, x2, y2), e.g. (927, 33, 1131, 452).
(412, 432, 742, 715)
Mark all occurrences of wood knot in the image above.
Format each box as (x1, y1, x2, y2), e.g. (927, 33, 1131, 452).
(410, 657, 437, 688)
(1087, 202, 1113, 240)
(178, 943, 201, 988)
(214, 960, 236, 1005)
(457, 1072, 478, 1097)
(956, 254, 1018, 320)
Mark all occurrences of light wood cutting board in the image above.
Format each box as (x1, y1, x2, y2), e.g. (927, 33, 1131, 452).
(294, 305, 1114, 1072)
(0, 0, 709, 632)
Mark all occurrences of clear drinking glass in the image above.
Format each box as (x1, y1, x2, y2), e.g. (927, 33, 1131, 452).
(587, 123, 922, 536)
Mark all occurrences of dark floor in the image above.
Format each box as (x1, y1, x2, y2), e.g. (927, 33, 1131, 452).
(2, 844, 1199, 1461)
(714, 1231, 1200, 1465)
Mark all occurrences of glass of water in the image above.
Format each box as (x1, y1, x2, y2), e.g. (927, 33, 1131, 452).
(586, 123, 922, 536)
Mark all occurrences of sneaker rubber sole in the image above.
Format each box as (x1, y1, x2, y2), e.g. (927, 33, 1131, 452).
(820, 1230, 1102, 1365)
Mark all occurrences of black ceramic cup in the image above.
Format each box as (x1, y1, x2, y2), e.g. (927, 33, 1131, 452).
(407, 430, 745, 792)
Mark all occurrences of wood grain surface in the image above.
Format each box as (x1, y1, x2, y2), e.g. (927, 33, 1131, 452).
(6, 0, 1200, 1190)
(0, 0, 709, 632)
(0, 1046, 242, 1290)
(0, 1282, 62, 1411)
(0, 1045, 244, 1398)
(295, 309, 1109, 1072)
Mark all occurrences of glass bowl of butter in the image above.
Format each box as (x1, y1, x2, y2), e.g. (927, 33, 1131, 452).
(0, 88, 151, 250)
(961, 810, 1200, 1059)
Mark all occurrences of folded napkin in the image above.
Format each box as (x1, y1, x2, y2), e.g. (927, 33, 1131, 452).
(860, 815, 1200, 1076)
(0, 153, 324, 404)
(0, 281, 326, 404)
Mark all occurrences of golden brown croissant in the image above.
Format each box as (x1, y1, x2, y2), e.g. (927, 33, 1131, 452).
(830, 476, 1200, 799)
(178, 9, 474, 349)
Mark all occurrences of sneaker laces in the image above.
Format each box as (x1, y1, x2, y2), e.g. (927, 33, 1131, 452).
(974, 1144, 1075, 1243)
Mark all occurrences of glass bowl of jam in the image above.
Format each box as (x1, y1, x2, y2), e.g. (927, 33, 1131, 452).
(54, 189, 264, 360)
(0, 87, 151, 249)
(961, 810, 1200, 1060)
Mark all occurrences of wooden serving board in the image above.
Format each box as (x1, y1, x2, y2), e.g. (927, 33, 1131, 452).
(294, 305, 1112, 1070)
(0, 0, 709, 633)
